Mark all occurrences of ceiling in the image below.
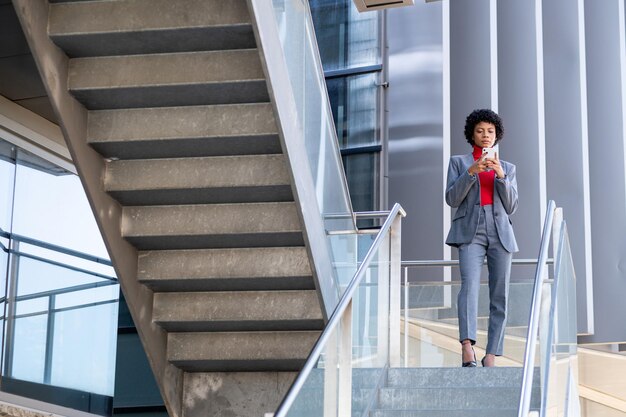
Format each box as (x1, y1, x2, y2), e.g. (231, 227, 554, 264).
(0, 0, 58, 124)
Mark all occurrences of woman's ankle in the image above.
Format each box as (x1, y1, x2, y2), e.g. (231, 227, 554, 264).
(483, 353, 496, 367)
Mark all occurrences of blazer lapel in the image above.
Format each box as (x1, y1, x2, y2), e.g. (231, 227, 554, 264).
(460, 152, 475, 171)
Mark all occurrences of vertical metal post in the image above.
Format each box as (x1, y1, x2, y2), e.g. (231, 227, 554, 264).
(552, 208, 564, 274)
(377, 237, 390, 366)
(388, 214, 402, 367)
(518, 201, 555, 417)
(323, 327, 338, 417)
(3, 241, 20, 379)
(43, 294, 56, 384)
(550, 208, 564, 347)
(337, 301, 352, 417)
(403, 266, 409, 368)
(379, 9, 389, 213)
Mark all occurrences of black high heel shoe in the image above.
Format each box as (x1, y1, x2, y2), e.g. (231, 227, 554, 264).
(462, 347, 477, 367)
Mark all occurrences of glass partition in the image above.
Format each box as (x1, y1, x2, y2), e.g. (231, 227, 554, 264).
(280, 228, 392, 417)
(401, 278, 536, 368)
(4, 250, 119, 397)
(271, 0, 355, 233)
(0, 138, 119, 413)
(255, 0, 361, 314)
(529, 223, 580, 417)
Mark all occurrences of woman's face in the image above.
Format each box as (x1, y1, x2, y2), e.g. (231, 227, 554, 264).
(472, 121, 496, 148)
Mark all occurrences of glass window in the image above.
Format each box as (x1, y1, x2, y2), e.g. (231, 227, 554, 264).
(16, 256, 105, 297)
(309, 1, 384, 214)
(327, 72, 380, 148)
(309, 0, 381, 71)
(51, 302, 118, 396)
(0, 138, 119, 403)
(9, 314, 48, 384)
(0, 141, 16, 233)
(342, 152, 379, 213)
(12, 151, 109, 260)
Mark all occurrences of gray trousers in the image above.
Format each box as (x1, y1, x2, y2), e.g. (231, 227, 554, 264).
(457, 204, 512, 356)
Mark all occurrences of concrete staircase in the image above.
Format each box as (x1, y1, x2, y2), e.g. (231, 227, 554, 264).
(25, 1, 326, 416)
(369, 368, 539, 417)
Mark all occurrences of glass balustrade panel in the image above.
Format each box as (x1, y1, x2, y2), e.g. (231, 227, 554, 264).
(535, 228, 579, 417)
(3, 255, 119, 396)
(401, 279, 536, 368)
(282, 233, 391, 417)
(271, 0, 355, 233)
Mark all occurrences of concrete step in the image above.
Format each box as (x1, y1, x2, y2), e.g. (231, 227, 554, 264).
(304, 368, 384, 389)
(87, 103, 280, 159)
(68, 50, 268, 109)
(377, 387, 524, 410)
(152, 290, 324, 332)
(167, 331, 320, 372)
(137, 247, 313, 292)
(385, 367, 529, 388)
(49, 0, 254, 57)
(122, 202, 303, 250)
(105, 155, 292, 205)
(179, 370, 385, 417)
(181, 372, 297, 417)
(287, 388, 375, 417)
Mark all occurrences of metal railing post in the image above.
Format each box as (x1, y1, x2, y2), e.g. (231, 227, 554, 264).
(3, 241, 20, 379)
(389, 213, 402, 367)
(403, 266, 408, 368)
(43, 294, 56, 384)
(338, 300, 352, 417)
(323, 328, 338, 417)
(377, 258, 390, 366)
(518, 200, 556, 417)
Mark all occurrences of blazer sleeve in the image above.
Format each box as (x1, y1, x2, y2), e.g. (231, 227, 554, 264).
(495, 163, 519, 215)
(445, 157, 477, 208)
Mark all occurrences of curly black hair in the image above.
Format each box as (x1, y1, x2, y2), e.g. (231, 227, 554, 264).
(464, 109, 504, 146)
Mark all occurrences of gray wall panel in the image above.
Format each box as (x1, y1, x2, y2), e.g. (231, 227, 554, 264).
(497, 0, 546, 259)
(450, 0, 493, 157)
(387, 2, 444, 281)
(542, 0, 594, 334)
(579, 0, 626, 344)
(386, 0, 626, 343)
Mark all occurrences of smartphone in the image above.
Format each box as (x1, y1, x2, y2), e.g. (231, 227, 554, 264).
(482, 145, 498, 160)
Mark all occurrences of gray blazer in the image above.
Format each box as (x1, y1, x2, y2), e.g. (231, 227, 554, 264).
(445, 153, 519, 253)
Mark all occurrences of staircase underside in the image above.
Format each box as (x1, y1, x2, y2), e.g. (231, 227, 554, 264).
(15, 1, 326, 416)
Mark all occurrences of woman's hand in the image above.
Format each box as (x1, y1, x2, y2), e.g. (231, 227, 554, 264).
(468, 155, 488, 176)
(468, 153, 505, 179)
(485, 153, 505, 179)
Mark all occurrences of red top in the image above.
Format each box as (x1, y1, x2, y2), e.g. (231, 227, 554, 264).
(473, 145, 495, 206)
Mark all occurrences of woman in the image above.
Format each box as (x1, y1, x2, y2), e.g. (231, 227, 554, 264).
(445, 109, 519, 367)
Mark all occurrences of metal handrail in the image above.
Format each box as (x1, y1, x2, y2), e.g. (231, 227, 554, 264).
(402, 258, 553, 267)
(401, 278, 553, 287)
(273, 203, 406, 417)
(518, 200, 557, 416)
(325, 210, 392, 220)
(0, 227, 112, 266)
(13, 280, 118, 303)
(10, 250, 117, 281)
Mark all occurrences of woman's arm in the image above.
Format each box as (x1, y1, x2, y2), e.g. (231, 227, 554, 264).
(495, 163, 519, 215)
(445, 157, 477, 208)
